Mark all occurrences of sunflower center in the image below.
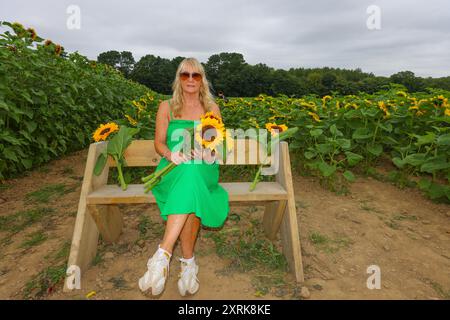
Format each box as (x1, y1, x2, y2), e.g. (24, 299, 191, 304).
(100, 128, 111, 135)
(202, 125, 217, 142)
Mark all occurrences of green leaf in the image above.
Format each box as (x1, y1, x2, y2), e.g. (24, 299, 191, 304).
(316, 143, 333, 154)
(3, 148, 18, 162)
(427, 182, 447, 200)
(330, 124, 343, 137)
(352, 128, 373, 140)
(106, 126, 139, 158)
(437, 133, 450, 146)
(304, 151, 316, 159)
(336, 138, 351, 149)
(379, 123, 393, 133)
(367, 144, 383, 157)
(24, 120, 38, 133)
(309, 129, 323, 137)
(392, 157, 405, 169)
(403, 153, 426, 167)
(345, 151, 364, 166)
(417, 178, 432, 190)
(21, 92, 33, 104)
(343, 170, 356, 182)
(94, 150, 107, 176)
(318, 161, 336, 177)
(420, 156, 450, 173)
(414, 133, 435, 146)
(21, 158, 33, 169)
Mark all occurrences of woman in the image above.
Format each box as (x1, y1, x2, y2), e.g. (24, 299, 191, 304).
(138, 57, 230, 296)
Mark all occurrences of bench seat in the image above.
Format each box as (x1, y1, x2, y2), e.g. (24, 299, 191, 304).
(86, 182, 289, 205)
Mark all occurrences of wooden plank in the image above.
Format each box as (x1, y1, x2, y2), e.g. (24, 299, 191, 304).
(105, 139, 270, 167)
(64, 142, 109, 292)
(263, 200, 287, 240)
(277, 142, 305, 283)
(86, 182, 288, 204)
(88, 204, 123, 243)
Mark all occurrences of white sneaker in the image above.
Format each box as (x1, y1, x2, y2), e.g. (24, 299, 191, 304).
(138, 247, 171, 295)
(177, 257, 200, 296)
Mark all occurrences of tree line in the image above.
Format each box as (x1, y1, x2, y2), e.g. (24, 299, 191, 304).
(97, 51, 450, 97)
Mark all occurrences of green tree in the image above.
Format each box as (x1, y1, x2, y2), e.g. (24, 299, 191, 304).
(97, 50, 135, 78)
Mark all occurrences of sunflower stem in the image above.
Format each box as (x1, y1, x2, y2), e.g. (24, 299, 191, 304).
(113, 155, 127, 191)
(249, 165, 262, 191)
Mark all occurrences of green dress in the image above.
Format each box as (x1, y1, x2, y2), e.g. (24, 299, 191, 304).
(151, 99, 230, 228)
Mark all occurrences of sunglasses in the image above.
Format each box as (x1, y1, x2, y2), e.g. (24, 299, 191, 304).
(179, 71, 202, 81)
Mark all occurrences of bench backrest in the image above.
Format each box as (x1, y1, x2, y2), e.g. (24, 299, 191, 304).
(104, 138, 275, 167)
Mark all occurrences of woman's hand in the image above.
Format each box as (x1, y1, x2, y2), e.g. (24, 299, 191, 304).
(191, 148, 216, 163)
(170, 151, 192, 165)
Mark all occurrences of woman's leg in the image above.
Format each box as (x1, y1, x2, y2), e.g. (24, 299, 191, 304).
(159, 214, 190, 254)
(179, 213, 201, 259)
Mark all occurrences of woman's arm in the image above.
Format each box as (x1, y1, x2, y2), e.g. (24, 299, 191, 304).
(211, 103, 223, 120)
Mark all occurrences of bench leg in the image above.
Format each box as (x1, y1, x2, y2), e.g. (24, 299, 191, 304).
(88, 204, 123, 243)
(280, 197, 305, 283)
(63, 200, 99, 292)
(64, 142, 108, 292)
(276, 141, 305, 283)
(263, 200, 287, 240)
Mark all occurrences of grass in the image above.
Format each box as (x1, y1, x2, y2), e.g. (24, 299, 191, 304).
(23, 240, 72, 299)
(203, 217, 288, 296)
(309, 231, 352, 254)
(385, 219, 401, 230)
(0, 184, 11, 191)
(44, 241, 71, 261)
(108, 275, 129, 290)
(393, 213, 417, 221)
(137, 214, 164, 240)
(430, 281, 450, 300)
(0, 207, 55, 234)
(24, 183, 77, 204)
(61, 166, 74, 175)
(23, 264, 67, 299)
(20, 231, 48, 249)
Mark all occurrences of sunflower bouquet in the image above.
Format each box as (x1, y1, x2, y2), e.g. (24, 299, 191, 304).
(249, 122, 298, 191)
(92, 122, 140, 190)
(142, 111, 233, 193)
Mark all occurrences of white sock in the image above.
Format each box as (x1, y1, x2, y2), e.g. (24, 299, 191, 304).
(157, 245, 172, 259)
(181, 256, 195, 264)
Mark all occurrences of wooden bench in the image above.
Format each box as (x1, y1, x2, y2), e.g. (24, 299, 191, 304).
(64, 139, 305, 291)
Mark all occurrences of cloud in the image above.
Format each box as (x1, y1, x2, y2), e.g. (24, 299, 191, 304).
(1, 0, 449, 77)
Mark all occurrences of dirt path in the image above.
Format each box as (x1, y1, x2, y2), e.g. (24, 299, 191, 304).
(0, 148, 449, 300)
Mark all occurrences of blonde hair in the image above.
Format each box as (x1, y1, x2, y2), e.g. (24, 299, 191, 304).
(170, 57, 216, 118)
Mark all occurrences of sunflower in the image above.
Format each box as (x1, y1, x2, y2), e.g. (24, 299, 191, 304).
(26, 28, 37, 40)
(322, 95, 332, 106)
(203, 111, 223, 124)
(92, 122, 119, 142)
(44, 39, 53, 46)
(195, 113, 225, 153)
(445, 108, 450, 117)
(125, 114, 138, 126)
(265, 122, 288, 136)
(308, 111, 321, 122)
(12, 22, 24, 30)
(54, 44, 62, 56)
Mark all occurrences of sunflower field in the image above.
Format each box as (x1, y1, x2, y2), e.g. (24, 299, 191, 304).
(2, 21, 449, 203)
(0, 21, 150, 180)
(120, 87, 450, 203)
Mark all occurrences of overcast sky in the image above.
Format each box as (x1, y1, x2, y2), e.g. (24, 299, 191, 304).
(1, 0, 449, 77)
